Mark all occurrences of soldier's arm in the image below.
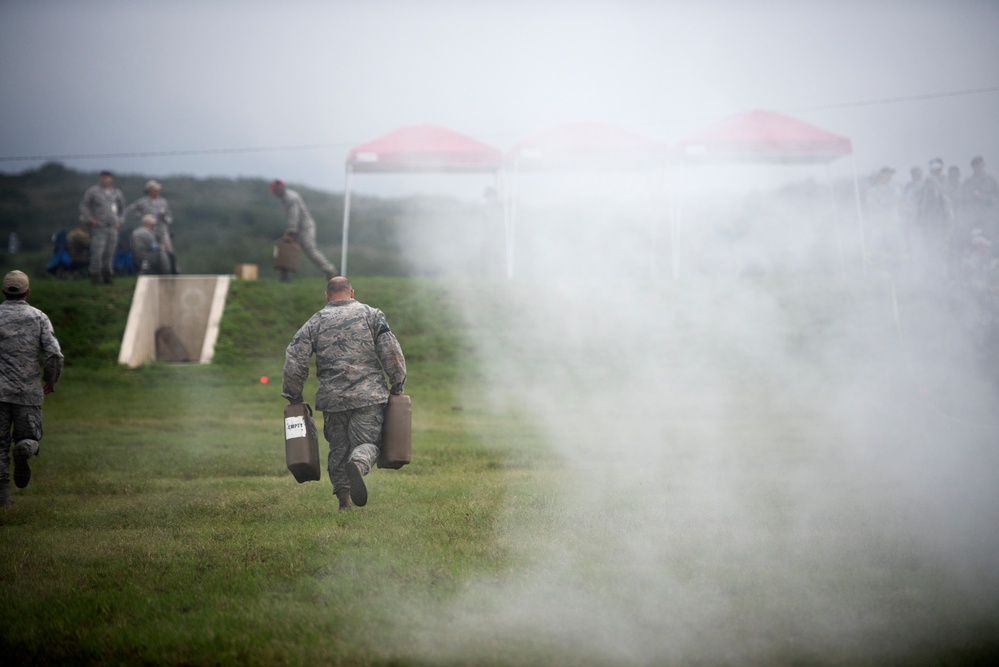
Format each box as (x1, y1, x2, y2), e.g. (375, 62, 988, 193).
(285, 198, 302, 235)
(281, 323, 314, 403)
(39, 315, 64, 392)
(373, 313, 406, 393)
(80, 188, 95, 221)
(116, 192, 126, 225)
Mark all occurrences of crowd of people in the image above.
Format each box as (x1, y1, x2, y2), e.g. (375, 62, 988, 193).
(865, 155, 999, 369)
(864, 155, 999, 284)
(67, 171, 178, 283)
(55, 172, 339, 283)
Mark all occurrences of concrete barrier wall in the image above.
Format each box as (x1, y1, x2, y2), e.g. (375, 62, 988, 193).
(118, 275, 231, 367)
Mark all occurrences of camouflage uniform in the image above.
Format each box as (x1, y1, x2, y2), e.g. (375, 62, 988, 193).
(0, 297, 64, 497)
(131, 224, 168, 275)
(124, 195, 174, 252)
(66, 221, 91, 267)
(279, 188, 337, 277)
(80, 183, 125, 278)
(963, 170, 999, 241)
(282, 298, 406, 498)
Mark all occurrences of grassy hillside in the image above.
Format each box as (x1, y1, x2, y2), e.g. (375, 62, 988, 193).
(0, 274, 527, 665)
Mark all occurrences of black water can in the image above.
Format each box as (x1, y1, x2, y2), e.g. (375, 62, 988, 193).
(284, 402, 320, 482)
(378, 394, 411, 469)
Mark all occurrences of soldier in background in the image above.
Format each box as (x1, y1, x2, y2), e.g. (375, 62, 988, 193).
(79, 170, 125, 283)
(0, 271, 64, 507)
(131, 215, 168, 275)
(282, 276, 406, 511)
(963, 156, 999, 242)
(270, 179, 338, 280)
(66, 215, 92, 272)
(124, 180, 177, 274)
(864, 166, 904, 268)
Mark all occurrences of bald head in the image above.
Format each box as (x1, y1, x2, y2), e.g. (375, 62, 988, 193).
(326, 276, 354, 300)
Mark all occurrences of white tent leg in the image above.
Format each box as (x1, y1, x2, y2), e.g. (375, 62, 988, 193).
(851, 159, 868, 275)
(825, 163, 846, 275)
(505, 163, 520, 279)
(340, 166, 353, 277)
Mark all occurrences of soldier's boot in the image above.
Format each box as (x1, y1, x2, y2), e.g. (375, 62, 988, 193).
(336, 489, 352, 512)
(0, 484, 11, 507)
(13, 440, 38, 489)
(347, 461, 367, 507)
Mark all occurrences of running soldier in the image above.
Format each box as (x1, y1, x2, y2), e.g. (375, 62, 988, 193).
(0, 271, 64, 507)
(79, 170, 126, 283)
(282, 276, 406, 511)
(270, 179, 338, 279)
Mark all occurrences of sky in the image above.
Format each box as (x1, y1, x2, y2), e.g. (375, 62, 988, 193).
(2, 0, 999, 198)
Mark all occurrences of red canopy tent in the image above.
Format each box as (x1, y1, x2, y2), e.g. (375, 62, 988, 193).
(670, 109, 865, 277)
(674, 109, 853, 163)
(504, 121, 667, 276)
(340, 124, 504, 275)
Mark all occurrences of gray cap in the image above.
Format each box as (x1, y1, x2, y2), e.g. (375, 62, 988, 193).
(2, 270, 29, 296)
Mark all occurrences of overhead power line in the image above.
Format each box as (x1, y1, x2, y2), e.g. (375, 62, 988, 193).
(786, 84, 999, 114)
(0, 142, 350, 163)
(2, 85, 997, 164)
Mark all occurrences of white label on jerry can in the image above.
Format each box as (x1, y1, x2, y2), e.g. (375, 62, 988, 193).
(285, 416, 307, 440)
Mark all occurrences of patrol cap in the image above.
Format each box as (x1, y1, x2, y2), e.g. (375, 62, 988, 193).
(269, 179, 285, 193)
(141, 214, 156, 225)
(100, 169, 113, 177)
(929, 157, 944, 169)
(2, 270, 29, 297)
(145, 179, 162, 192)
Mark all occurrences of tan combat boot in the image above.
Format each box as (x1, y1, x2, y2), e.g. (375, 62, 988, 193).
(336, 489, 352, 512)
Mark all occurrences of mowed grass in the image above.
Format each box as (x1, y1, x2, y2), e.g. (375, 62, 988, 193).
(3, 274, 999, 665)
(0, 276, 542, 665)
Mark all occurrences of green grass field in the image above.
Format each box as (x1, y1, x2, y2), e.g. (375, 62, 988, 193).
(2, 274, 999, 665)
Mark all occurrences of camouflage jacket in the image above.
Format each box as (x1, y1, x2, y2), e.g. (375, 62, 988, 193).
(80, 185, 126, 228)
(131, 226, 160, 270)
(0, 299, 64, 406)
(280, 188, 316, 236)
(282, 299, 406, 412)
(123, 195, 173, 225)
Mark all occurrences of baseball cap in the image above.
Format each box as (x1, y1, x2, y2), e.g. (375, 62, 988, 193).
(269, 179, 285, 193)
(3, 270, 30, 296)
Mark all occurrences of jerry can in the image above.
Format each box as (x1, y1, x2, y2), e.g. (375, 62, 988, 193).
(274, 237, 301, 271)
(284, 402, 320, 482)
(378, 394, 411, 469)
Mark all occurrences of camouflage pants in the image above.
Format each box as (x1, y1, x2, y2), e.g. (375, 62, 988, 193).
(89, 225, 117, 277)
(299, 227, 337, 277)
(323, 404, 383, 495)
(0, 402, 42, 486)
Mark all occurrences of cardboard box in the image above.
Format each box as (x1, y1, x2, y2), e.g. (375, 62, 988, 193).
(233, 264, 258, 280)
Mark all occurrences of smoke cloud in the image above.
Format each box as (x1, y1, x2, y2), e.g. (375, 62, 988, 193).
(394, 171, 999, 664)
